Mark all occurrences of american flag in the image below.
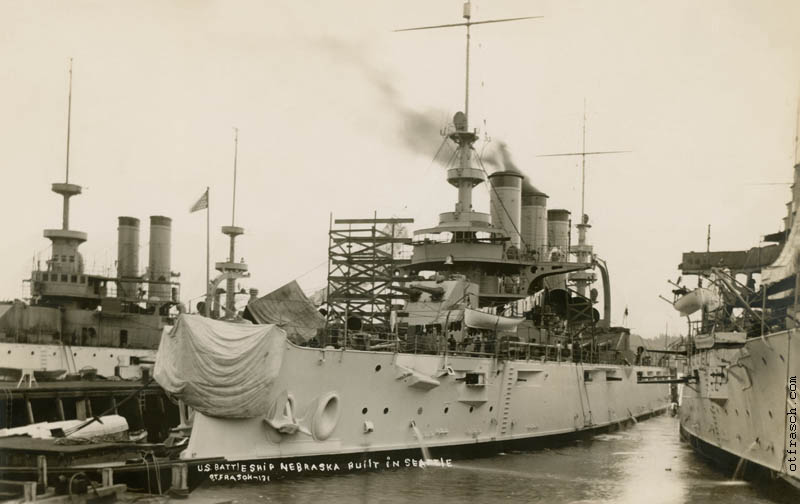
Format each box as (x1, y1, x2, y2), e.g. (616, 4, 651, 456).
(190, 189, 208, 213)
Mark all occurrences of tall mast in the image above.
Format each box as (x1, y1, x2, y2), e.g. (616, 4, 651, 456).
(538, 103, 629, 296)
(217, 128, 248, 319)
(395, 2, 542, 135)
(43, 59, 87, 286)
(395, 1, 542, 218)
(65, 58, 73, 184)
(538, 102, 630, 221)
(464, 3, 471, 127)
(581, 98, 586, 218)
(231, 127, 238, 227)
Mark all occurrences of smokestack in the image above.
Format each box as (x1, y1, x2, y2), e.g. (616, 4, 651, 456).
(117, 216, 140, 299)
(546, 209, 571, 289)
(521, 186, 548, 258)
(488, 171, 523, 249)
(148, 215, 172, 302)
(547, 209, 571, 253)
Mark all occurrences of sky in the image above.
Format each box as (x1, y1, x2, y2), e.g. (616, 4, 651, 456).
(0, 0, 798, 339)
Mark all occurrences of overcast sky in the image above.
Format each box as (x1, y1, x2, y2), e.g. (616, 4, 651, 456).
(1, 0, 799, 339)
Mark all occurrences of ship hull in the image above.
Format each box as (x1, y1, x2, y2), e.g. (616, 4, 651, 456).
(679, 329, 800, 488)
(0, 341, 155, 378)
(180, 342, 670, 475)
(191, 409, 665, 484)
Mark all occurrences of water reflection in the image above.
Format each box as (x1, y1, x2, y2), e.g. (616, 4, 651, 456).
(192, 415, 796, 504)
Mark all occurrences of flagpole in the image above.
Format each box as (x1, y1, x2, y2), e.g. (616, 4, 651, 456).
(205, 186, 211, 316)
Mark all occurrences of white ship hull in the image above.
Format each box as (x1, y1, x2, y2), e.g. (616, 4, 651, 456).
(0, 341, 155, 379)
(680, 329, 800, 486)
(181, 342, 670, 465)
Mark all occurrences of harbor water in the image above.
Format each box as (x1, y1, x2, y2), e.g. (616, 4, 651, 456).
(191, 415, 794, 504)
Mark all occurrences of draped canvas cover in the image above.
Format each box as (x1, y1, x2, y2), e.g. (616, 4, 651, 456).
(762, 164, 800, 285)
(762, 214, 800, 285)
(244, 280, 325, 343)
(464, 308, 523, 332)
(154, 314, 286, 418)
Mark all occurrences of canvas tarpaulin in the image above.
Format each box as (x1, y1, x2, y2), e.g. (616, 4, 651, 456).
(154, 314, 286, 418)
(762, 214, 800, 285)
(464, 308, 523, 332)
(762, 164, 800, 285)
(244, 280, 325, 343)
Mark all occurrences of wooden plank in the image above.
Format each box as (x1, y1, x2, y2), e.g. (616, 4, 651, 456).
(25, 398, 34, 424)
(331, 237, 412, 244)
(334, 218, 414, 224)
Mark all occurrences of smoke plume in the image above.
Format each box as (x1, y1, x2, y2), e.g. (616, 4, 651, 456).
(482, 141, 539, 194)
(313, 36, 451, 164)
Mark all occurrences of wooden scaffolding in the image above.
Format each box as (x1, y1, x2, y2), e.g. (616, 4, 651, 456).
(326, 217, 413, 333)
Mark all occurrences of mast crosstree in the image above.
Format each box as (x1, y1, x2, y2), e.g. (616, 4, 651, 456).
(537, 101, 630, 297)
(395, 2, 542, 131)
(397, 1, 542, 230)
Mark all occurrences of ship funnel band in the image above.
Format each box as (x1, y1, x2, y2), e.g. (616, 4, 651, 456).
(522, 195, 548, 206)
(547, 209, 571, 222)
(150, 215, 172, 227)
(488, 171, 523, 187)
(118, 216, 140, 227)
(522, 186, 548, 198)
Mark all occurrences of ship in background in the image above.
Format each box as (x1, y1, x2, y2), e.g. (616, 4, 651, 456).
(668, 114, 800, 488)
(0, 63, 181, 382)
(0, 63, 187, 500)
(155, 2, 670, 479)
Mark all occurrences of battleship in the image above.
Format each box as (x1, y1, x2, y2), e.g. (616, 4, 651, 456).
(152, 2, 670, 482)
(669, 133, 800, 487)
(0, 62, 189, 501)
(0, 61, 181, 382)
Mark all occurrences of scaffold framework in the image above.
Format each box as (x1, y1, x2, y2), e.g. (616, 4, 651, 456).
(326, 216, 413, 332)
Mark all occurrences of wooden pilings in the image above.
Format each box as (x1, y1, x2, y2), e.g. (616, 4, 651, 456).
(25, 398, 34, 424)
(169, 462, 189, 497)
(56, 397, 65, 421)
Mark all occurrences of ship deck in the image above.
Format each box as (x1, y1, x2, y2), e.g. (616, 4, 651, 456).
(0, 435, 162, 455)
(0, 379, 164, 400)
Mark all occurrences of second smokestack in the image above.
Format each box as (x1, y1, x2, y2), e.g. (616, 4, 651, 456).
(148, 215, 172, 302)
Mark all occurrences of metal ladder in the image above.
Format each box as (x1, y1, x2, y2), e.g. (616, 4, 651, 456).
(60, 343, 77, 374)
(499, 364, 516, 436)
(575, 363, 593, 427)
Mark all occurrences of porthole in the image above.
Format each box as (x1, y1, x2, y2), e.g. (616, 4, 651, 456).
(444, 407, 449, 414)
(489, 406, 494, 412)
(375, 364, 382, 372)
(383, 407, 389, 414)
(362, 407, 368, 415)
(417, 407, 423, 415)
(469, 406, 474, 413)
